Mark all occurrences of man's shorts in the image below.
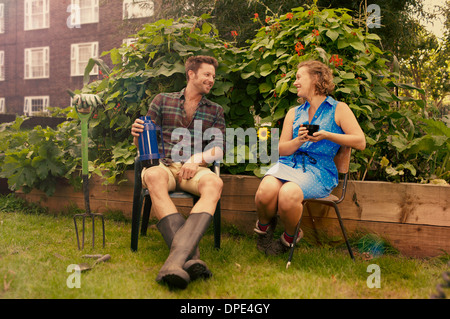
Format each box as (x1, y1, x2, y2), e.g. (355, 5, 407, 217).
(141, 162, 215, 196)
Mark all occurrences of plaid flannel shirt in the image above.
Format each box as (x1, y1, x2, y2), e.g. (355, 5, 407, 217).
(146, 88, 226, 163)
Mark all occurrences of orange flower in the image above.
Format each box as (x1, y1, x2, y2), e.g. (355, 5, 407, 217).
(254, 13, 259, 19)
(231, 30, 238, 37)
(329, 54, 343, 67)
(265, 17, 271, 23)
(312, 29, 319, 36)
(286, 13, 293, 19)
(295, 41, 304, 55)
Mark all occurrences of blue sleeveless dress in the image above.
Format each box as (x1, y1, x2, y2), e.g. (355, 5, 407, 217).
(265, 96, 344, 199)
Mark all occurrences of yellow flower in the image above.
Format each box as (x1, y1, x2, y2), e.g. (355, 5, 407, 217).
(257, 127, 270, 141)
(380, 156, 389, 167)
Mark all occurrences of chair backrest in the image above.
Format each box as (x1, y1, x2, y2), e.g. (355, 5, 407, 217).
(334, 146, 352, 174)
(332, 146, 351, 203)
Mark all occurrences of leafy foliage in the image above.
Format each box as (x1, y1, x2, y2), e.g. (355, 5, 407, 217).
(0, 113, 81, 196)
(227, 6, 449, 181)
(0, 4, 448, 196)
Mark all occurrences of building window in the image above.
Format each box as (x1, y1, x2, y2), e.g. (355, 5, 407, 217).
(0, 98, 5, 114)
(71, 42, 98, 76)
(0, 3, 5, 34)
(0, 51, 4, 81)
(24, 96, 49, 116)
(70, 0, 99, 25)
(123, 38, 137, 46)
(122, 38, 137, 64)
(123, 0, 154, 19)
(24, 0, 50, 31)
(25, 47, 49, 79)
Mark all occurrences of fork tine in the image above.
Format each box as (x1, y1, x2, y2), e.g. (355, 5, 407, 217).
(74, 216, 81, 250)
(74, 213, 106, 250)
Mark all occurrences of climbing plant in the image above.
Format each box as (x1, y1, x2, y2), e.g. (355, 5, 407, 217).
(0, 4, 448, 197)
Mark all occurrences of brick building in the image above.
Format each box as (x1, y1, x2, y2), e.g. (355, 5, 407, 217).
(0, 0, 157, 115)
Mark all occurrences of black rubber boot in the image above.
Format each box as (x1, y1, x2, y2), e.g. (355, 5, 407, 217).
(265, 230, 303, 256)
(254, 216, 278, 253)
(156, 213, 185, 248)
(156, 212, 213, 289)
(183, 250, 212, 281)
(156, 213, 212, 281)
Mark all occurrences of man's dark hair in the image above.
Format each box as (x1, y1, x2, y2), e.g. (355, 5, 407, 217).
(185, 55, 218, 81)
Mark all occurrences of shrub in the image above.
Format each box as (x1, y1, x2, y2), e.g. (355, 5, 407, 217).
(0, 5, 448, 196)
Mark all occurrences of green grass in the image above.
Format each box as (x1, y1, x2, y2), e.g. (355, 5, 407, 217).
(0, 194, 448, 299)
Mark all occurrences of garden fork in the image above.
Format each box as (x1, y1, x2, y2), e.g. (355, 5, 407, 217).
(71, 93, 105, 250)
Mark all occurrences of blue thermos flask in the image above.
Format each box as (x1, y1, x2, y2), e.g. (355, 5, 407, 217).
(138, 116, 164, 168)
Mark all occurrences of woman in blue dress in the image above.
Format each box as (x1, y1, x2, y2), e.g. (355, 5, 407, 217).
(254, 60, 366, 255)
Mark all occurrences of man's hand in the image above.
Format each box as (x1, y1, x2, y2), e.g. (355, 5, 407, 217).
(178, 162, 200, 183)
(131, 118, 145, 138)
(131, 118, 145, 147)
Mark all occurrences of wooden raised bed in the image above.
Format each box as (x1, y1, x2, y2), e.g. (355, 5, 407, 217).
(16, 172, 450, 258)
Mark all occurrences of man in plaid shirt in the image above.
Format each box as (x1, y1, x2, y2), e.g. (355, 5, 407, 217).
(131, 55, 225, 289)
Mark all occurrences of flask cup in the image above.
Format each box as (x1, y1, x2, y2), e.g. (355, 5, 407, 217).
(138, 116, 163, 168)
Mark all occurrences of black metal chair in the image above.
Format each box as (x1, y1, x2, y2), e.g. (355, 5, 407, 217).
(131, 157, 221, 252)
(286, 146, 355, 268)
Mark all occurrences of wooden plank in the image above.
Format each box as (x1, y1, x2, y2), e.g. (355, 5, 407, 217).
(220, 195, 256, 211)
(300, 216, 450, 258)
(319, 181, 450, 227)
(19, 191, 135, 215)
(15, 173, 450, 258)
(221, 175, 260, 196)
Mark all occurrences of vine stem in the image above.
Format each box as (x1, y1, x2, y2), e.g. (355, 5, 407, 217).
(362, 150, 376, 181)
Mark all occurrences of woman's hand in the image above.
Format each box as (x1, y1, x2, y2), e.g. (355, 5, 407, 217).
(307, 130, 328, 143)
(296, 125, 309, 142)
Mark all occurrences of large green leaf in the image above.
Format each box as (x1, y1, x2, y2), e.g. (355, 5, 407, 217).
(259, 82, 272, 93)
(326, 29, 340, 41)
(260, 64, 274, 77)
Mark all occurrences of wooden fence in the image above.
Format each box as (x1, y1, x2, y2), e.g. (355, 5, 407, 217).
(16, 172, 450, 258)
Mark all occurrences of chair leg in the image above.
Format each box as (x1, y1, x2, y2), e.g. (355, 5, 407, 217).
(304, 201, 321, 243)
(140, 195, 152, 236)
(131, 158, 144, 252)
(286, 215, 303, 269)
(332, 203, 355, 260)
(131, 193, 143, 252)
(213, 200, 221, 249)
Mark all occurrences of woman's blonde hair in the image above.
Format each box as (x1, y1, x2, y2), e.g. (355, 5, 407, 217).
(297, 60, 335, 96)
